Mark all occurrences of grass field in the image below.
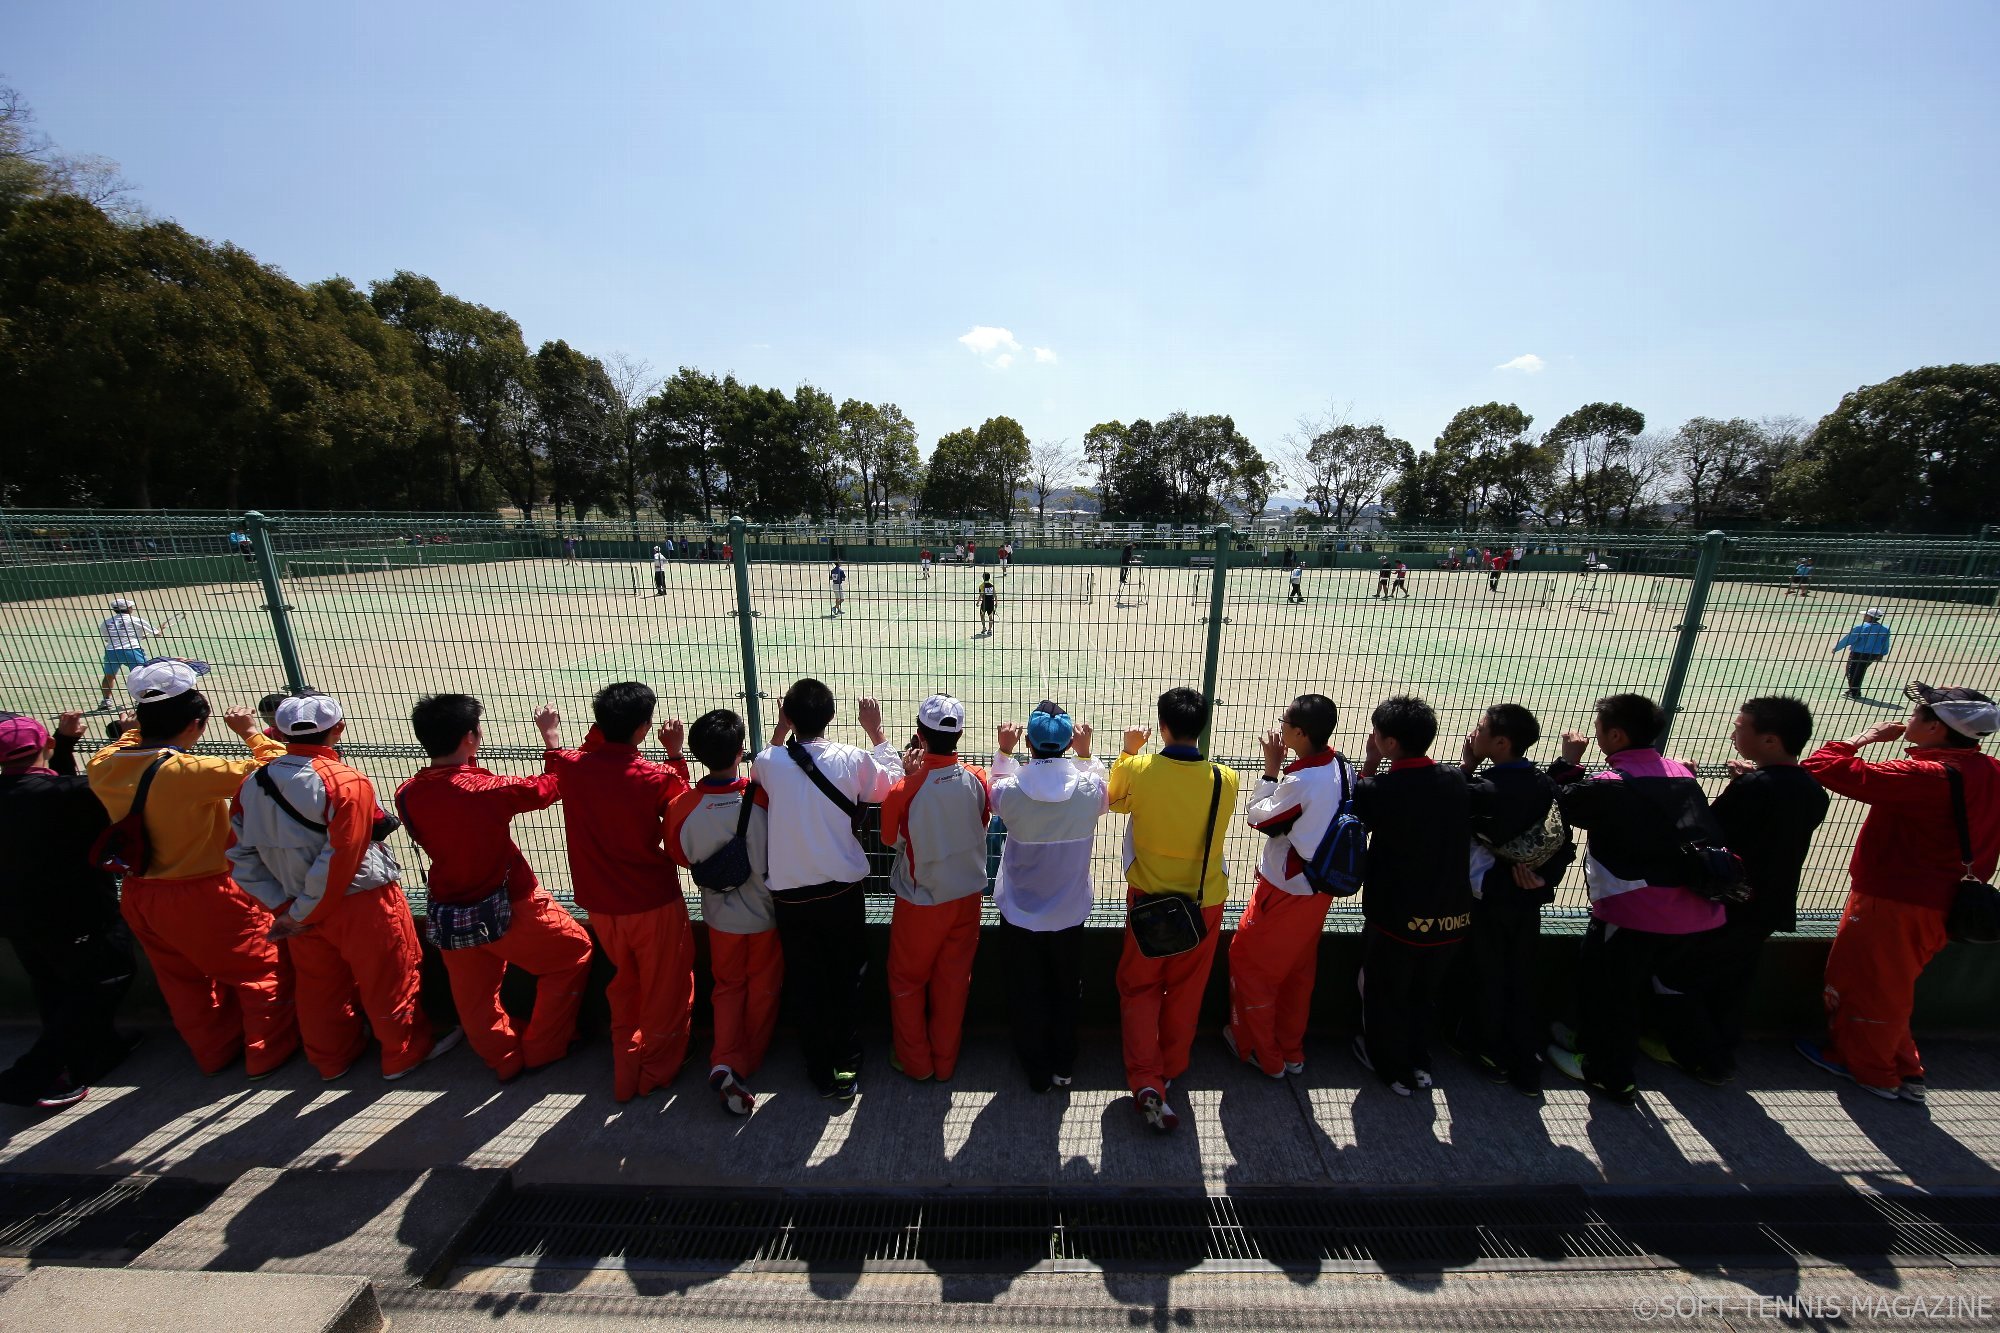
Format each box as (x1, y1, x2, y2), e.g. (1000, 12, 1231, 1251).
(4, 553, 1994, 923)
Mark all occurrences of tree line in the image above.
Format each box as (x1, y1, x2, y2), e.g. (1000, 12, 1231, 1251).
(1, 84, 1994, 530)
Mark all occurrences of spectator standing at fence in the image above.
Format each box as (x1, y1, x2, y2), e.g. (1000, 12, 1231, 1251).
(1797, 684, 2000, 1101)
(1109, 687, 1239, 1133)
(0, 711, 137, 1109)
(1350, 696, 1472, 1096)
(95, 598, 160, 713)
(88, 661, 297, 1077)
(1288, 561, 1305, 604)
(396, 694, 592, 1084)
(1543, 694, 1726, 1104)
(1226, 695, 1352, 1080)
(228, 527, 253, 564)
(540, 685, 695, 1103)
(991, 702, 1106, 1093)
(228, 693, 461, 1082)
(1831, 610, 1891, 699)
(879, 695, 991, 1083)
(1456, 703, 1574, 1096)
(652, 546, 667, 596)
(1648, 697, 1826, 1085)
(830, 562, 847, 616)
(723, 540, 733, 562)
(755, 679, 902, 1099)
(667, 709, 780, 1116)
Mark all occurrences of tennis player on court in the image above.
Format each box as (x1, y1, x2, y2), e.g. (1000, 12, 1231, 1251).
(977, 576, 999, 636)
(96, 599, 168, 712)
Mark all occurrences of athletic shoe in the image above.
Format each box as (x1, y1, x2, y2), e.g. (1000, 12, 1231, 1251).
(1352, 1035, 1411, 1097)
(1794, 1037, 1856, 1085)
(1223, 1026, 1284, 1079)
(245, 1049, 300, 1083)
(1509, 1067, 1544, 1099)
(1640, 1035, 1733, 1087)
(1472, 1050, 1511, 1083)
(386, 1026, 465, 1081)
(1549, 1021, 1579, 1053)
(33, 1084, 88, 1110)
(820, 1071, 858, 1101)
(1899, 1078, 1928, 1105)
(1050, 1073, 1073, 1088)
(888, 1050, 931, 1082)
(1283, 1060, 1305, 1077)
(711, 1067, 755, 1116)
(1546, 1044, 1636, 1105)
(1135, 1088, 1179, 1133)
(1412, 1068, 1434, 1090)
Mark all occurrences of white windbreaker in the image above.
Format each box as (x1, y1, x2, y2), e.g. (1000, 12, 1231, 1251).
(990, 752, 1109, 931)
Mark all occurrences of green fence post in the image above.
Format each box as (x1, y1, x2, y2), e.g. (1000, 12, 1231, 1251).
(1199, 523, 1232, 754)
(1657, 529, 1726, 749)
(729, 515, 763, 744)
(242, 510, 308, 693)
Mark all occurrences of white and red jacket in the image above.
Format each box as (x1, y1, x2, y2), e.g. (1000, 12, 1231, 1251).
(879, 754, 992, 907)
(228, 745, 400, 926)
(1243, 749, 1357, 896)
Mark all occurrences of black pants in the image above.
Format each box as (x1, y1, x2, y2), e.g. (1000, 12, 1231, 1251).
(1392, 579, 1408, 598)
(1466, 894, 1542, 1078)
(1576, 918, 1718, 1091)
(1359, 928, 1461, 1088)
(1119, 565, 1129, 584)
(1488, 570, 1501, 591)
(1651, 918, 1771, 1080)
(1, 924, 138, 1105)
(653, 570, 666, 594)
(1000, 918, 1083, 1088)
(1846, 653, 1882, 694)
(1288, 583, 1303, 603)
(773, 882, 868, 1091)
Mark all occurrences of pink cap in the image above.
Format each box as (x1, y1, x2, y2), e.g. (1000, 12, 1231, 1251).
(0, 714, 50, 766)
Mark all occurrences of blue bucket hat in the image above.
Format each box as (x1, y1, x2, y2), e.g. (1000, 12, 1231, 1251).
(1027, 699, 1074, 755)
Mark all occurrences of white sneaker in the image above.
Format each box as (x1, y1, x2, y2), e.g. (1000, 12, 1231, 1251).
(1135, 1087, 1179, 1133)
(1899, 1078, 1927, 1105)
(1413, 1068, 1435, 1090)
(1050, 1073, 1073, 1087)
(386, 1026, 464, 1081)
(1283, 1060, 1305, 1076)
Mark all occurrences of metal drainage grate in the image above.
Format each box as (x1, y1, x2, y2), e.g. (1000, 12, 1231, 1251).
(0, 1173, 224, 1263)
(460, 1186, 2000, 1273)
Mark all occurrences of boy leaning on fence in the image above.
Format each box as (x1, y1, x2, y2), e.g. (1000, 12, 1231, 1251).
(540, 683, 696, 1103)
(1109, 687, 1239, 1134)
(880, 694, 992, 1083)
(668, 709, 781, 1116)
(1225, 694, 1352, 1080)
(397, 693, 593, 1084)
(991, 701, 1107, 1094)
(228, 692, 462, 1082)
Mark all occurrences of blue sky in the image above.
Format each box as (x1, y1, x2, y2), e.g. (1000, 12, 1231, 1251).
(6, 2, 1997, 475)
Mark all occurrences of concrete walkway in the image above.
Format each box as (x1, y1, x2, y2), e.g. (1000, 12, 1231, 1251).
(5, 1025, 1998, 1193)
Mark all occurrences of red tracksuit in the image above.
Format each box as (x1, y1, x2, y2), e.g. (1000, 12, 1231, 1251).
(880, 755, 991, 1081)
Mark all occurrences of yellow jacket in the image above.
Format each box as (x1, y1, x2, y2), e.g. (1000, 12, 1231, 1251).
(1108, 749, 1238, 906)
(88, 732, 285, 880)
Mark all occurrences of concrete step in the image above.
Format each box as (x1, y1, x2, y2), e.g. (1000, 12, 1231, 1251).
(0, 1266, 381, 1333)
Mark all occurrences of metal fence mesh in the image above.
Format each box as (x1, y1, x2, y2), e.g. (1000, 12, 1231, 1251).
(3, 511, 1996, 930)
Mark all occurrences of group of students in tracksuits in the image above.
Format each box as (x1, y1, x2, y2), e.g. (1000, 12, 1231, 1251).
(3, 657, 1998, 1123)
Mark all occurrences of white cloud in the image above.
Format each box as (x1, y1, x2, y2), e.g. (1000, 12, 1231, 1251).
(1033, 346, 1057, 364)
(994, 353, 1014, 369)
(1494, 353, 1545, 374)
(958, 325, 1020, 358)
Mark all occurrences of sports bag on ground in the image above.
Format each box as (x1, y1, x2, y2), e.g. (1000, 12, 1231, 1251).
(1129, 765, 1223, 958)
(1300, 754, 1367, 897)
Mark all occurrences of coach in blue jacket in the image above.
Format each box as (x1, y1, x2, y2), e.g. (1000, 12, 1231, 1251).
(1831, 610, 1891, 699)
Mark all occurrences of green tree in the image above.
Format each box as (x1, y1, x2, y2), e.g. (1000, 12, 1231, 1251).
(1544, 401, 1650, 528)
(1285, 416, 1410, 527)
(531, 339, 621, 525)
(918, 427, 983, 515)
(839, 399, 921, 522)
(1774, 365, 2000, 529)
(638, 367, 733, 519)
(793, 382, 848, 518)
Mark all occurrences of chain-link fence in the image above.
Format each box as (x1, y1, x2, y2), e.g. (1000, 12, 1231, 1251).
(3, 510, 1996, 930)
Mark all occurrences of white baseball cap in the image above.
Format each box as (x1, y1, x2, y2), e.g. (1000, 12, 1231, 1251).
(110, 598, 135, 612)
(127, 657, 209, 702)
(1906, 682, 1999, 739)
(274, 693, 345, 736)
(917, 693, 964, 732)
(1863, 608, 1884, 621)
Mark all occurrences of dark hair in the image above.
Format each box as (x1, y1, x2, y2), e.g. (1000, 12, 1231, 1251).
(592, 681, 657, 742)
(781, 678, 836, 740)
(916, 721, 961, 755)
(1483, 702, 1542, 755)
(1370, 695, 1437, 754)
(411, 693, 483, 758)
(136, 689, 211, 742)
(257, 693, 286, 718)
(1739, 695, 1813, 757)
(1157, 687, 1209, 741)
(105, 720, 126, 741)
(1282, 694, 1338, 748)
(1915, 704, 1982, 749)
(1595, 693, 1665, 749)
(688, 708, 746, 771)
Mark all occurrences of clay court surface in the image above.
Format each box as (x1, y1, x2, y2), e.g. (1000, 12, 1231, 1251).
(5, 555, 1994, 918)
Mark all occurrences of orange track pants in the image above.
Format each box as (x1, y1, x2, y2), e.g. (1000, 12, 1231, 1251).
(887, 895, 982, 1081)
(439, 890, 593, 1082)
(290, 885, 433, 1079)
(590, 900, 696, 1102)
(1225, 880, 1332, 1076)
(1821, 888, 1950, 1090)
(1116, 887, 1227, 1096)
(708, 926, 783, 1078)
(120, 873, 299, 1077)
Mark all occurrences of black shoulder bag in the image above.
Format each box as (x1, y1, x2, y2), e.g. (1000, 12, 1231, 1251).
(1129, 765, 1223, 959)
(89, 752, 171, 876)
(688, 783, 760, 892)
(1943, 766, 2000, 944)
(787, 739, 866, 837)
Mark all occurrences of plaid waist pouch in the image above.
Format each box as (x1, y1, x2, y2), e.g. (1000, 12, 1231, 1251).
(426, 879, 512, 950)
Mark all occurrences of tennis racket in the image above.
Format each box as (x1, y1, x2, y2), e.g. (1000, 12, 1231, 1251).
(154, 611, 187, 635)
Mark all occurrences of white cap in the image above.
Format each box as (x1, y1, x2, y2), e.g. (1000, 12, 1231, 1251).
(274, 693, 344, 736)
(1863, 608, 1884, 620)
(110, 598, 135, 612)
(127, 658, 208, 702)
(917, 693, 964, 732)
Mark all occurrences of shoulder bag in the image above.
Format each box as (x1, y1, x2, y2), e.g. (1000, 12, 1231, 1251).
(1129, 765, 1223, 958)
(787, 738, 867, 837)
(688, 783, 760, 892)
(1943, 766, 2000, 944)
(88, 751, 172, 876)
